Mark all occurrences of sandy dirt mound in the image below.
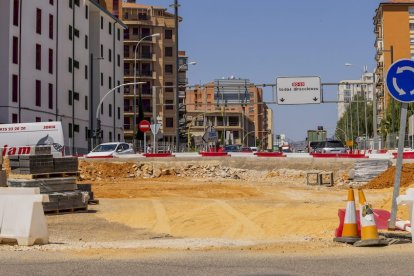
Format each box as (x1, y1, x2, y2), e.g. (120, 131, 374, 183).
(364, 163, 414, 189)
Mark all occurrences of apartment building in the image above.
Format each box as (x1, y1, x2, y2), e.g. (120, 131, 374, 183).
(104, 1, 178, 147)
(338, 71, 374, 120)
(374, 0, 413, 125)
(0, 0, 125, 154)
(186, 79, 272, 148)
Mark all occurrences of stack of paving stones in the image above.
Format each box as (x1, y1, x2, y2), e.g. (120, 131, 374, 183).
(7, 147, 88, 213)
(0, 154, 6, 187)
(354, 159, 391, 182)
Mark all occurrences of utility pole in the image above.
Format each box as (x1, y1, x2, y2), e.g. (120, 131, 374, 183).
(174, 0, 180, 152)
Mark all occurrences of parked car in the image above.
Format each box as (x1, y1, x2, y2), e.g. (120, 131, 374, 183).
(85, 142, 135, 158)
(223, 144, 242, 152)
(240, 147, 253, 152)
(315, 140, 347, 154)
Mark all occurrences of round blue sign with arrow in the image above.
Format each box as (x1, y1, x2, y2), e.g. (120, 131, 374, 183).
(386, 59, 414, 103)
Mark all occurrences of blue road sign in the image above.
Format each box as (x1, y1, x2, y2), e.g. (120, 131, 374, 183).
(386, 59, 414, 103)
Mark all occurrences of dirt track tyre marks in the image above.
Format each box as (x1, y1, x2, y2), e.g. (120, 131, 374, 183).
(151, 200, 171, 234)
(214, 200, 265, 239)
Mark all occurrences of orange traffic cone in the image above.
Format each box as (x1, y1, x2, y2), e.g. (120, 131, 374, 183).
(353, 189, 388, 247)
(334, 188, 360, 244)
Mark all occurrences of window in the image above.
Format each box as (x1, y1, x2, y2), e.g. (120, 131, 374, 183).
(85, 127, 89, 140)
(85, 65, 88, 79)
(50, 0, 54, 5)
(411, 38, 414, 45)
(109, 22, 112, 35)
(165, 100, 173, 110)
(101, 73, 103, 86)
(166, 117, 174, 128)
(165, 29, 173, 39)
(69, 25, 73, 40)
(165, 82, 173, 92)
(117, 28, 120, 41)
(124, 45, 129, 58)
(74, 0, 79, 6)
(12, 75, 18, 102)
(100, 16, 103, 29)
(165, 47, 173, 57)
(48, 49, 53, 74)
(117, 107, 120, 119)
(13, 0, 19, 26)
(73, 60, 79, 69)
(410, 23, 414, 31)
(36, 117, 41, 122)
(48, 83, 53, 109)
(69, 0, 73, 9)
(49, 14, 53, 39)
(117, 80, 121, 93)
(85, 5, 88, 19)
(12, 37, 18, 64)
(69, 123, 73, 138)
(108, 49, 112, 62)
(100, 44, 103, 57)
(73, 92, 79, 101)
(85, 96, 88, 110)
(108, 76, 112, 89)
(74, 28, 79, 37)
(85, 35, 88, 49)
(68, 90, 73, 105)
(36, 44, 41, 70)
(35, 80, 41, 107)
(12, 113, 18, 123)
(410, 7, 414, 15)
(117, 54, 120, 67)
(68, 57, 72, 72)
(165, 64, 173, 74)
(109, 104, 112, 117)
(101, 103, 103, 115)
(132, 28, 139, 36)
(36, 9, 42, 34)
(109, 132, 112, 141)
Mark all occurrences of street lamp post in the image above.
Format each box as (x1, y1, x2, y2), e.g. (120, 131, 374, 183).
(96, 82, 145, 145)
(133, 33, 160, 148)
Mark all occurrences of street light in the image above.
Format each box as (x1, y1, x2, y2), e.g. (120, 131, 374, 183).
(133, 33, 160, 147)
(96, 82, 145, 145)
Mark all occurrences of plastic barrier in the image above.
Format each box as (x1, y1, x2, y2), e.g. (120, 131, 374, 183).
(199, 152, 229, 157)
(397, 188, 414, 243)
(254, 152, 286, 157)
(392, 151, 414, 159)
(335, 208, 390, 238)
(311, 153, 367, 158)
(0, 188, 49, 246)
(143, 153, 175, 158)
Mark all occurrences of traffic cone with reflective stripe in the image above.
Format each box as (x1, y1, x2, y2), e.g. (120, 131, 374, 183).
(334, 188, 360, 244)
(354, 189, 388, 247)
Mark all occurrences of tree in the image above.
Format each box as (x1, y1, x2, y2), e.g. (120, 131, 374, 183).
(336, 94, 373, 145)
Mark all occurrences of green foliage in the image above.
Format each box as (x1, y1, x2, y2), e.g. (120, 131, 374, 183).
(335, 95, 373, 144)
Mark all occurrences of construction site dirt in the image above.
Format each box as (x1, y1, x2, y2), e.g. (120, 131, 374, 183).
(2, 158, 414, 256)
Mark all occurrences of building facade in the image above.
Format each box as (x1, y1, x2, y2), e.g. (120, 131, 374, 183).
(374, 0, 413, 125)
(0, 0, 125, 154)
(185, 79, 272, 148)
(338, 71, 374, 120)
(113, 1, 180, 148)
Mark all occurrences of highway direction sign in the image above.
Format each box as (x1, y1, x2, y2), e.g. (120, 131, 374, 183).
(276, 76, 321, 105)
(386, 59, 414, 103)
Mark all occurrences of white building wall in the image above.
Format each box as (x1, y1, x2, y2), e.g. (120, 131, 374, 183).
(1, 0, 125, 154)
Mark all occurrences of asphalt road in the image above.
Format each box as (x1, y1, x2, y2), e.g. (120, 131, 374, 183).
(2, 249, 414, 276)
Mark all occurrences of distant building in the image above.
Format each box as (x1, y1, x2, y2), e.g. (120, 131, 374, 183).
(0, 0, 126, 154)
(186, 79, 272, 147)
(337, 71, 374, 120)
(374, 0, 414, 125)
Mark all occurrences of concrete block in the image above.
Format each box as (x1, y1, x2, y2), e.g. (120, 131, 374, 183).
(397, 188, 414, 243)
(0, 189, 49, 246)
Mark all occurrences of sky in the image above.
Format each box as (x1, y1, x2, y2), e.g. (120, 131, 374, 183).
(137, 0, 384, 141)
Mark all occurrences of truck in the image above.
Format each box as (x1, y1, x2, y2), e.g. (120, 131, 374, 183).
(0, 121, 64, 157)
(306, 129, 327, 153)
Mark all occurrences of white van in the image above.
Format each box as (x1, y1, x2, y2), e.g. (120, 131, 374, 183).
(0, 122, 64, 157)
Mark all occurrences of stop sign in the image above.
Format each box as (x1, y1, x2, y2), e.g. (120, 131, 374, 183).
(138, 120, 151, 133)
